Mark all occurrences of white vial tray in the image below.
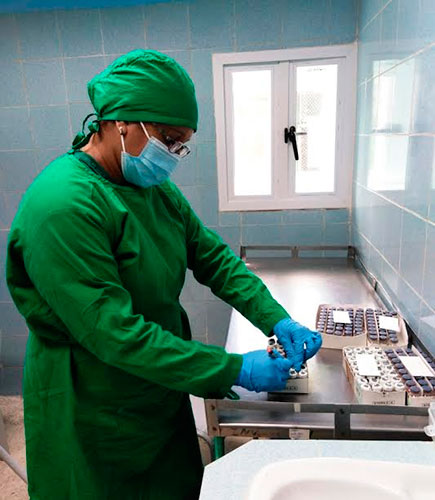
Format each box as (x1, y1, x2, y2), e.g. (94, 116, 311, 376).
(316, 304, 367, 349)
(365, 308, 407, 347)
(343, 346, 406, 405)
(266, 337, 309, 394)
(316, 304, 408, 349)
(385, 346, 435, 407)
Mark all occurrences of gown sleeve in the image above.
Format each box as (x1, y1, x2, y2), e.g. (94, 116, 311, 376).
(171, 184, 289, 335)
(19, 189, 242, 399)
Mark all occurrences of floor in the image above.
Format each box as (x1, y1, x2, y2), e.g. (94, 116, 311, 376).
(0, 397, 27, 500)
(0, 396, 249, 500)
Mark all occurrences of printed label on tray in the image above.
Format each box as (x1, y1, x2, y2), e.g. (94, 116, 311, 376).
(398, 356, 434, 377)
(332, 310, 351, 324)
(378, 315, 400, 331)
(355, 354, 381, 376)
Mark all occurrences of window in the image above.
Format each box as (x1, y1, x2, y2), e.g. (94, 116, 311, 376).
(213, 45, 357, 211)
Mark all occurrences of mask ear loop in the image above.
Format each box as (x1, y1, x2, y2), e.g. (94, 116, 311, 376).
(140, 122, 151, 139)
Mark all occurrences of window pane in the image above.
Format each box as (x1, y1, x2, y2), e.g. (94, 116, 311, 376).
(232, 70, 272, 196)
(295, 64, 338, 194)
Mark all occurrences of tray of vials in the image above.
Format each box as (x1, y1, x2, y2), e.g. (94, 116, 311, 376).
(365, 308, 407, 346)
(316, 304, 408, 349)
(385, 347, 435, 407)
(266, 338, 309, 394)
(343, 346, 406, 405)
(316, 304, 367, 349)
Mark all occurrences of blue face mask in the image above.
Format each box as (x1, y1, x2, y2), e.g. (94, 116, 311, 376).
(120, 123, 182, 188)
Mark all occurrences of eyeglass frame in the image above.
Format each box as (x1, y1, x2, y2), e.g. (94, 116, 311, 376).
(150, 122, 191, 158)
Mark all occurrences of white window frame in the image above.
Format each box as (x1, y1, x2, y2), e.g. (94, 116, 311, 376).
(212, 44, 357, 211)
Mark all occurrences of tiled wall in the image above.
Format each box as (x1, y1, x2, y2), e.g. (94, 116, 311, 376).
(353, 0, 435, 355)
(0, 0, 357, 381)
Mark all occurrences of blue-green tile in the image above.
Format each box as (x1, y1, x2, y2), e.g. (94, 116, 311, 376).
(241, 212, 282, 225)
(281, 0, 330, 45)
(1, 335, 28, 367)
(171, 147, 196, 186)
(198, 185, 218, 226)
(0, 192, 24, 230)
(329, 0, 357, 43)
(191, 49, 213, 101)
(0, 151, 36, 191)
(64, 56, 106, 103)
(30, 106, 71, 149)
(324, 223, 349, 245)
(419, 302, 435, 356)
(325, 209, 349, 224)
(402, 136, 432, 217)
(0, 14, 19, 59)
(196, 142, 216, 186)
(215, 225, 240, 254)
(34, 149, 65, 172)
(358, 0, 384, 31)
(68, 102, 95, 139)
(23, 60, 67, 106)
(399, 212, 426, 295)
(282, 210, 323, 224)
(0, 59, 25, 107)
(412, 46, 435, 134)
(219, 212, 240, 227)
(57, 9, 103, 57)
(190, 0, 234, 50)
(397, 276, 422, 331)
(0, 303, 28, 338)
(235, 0, 283, 49)
(16, 11, 61, 58)
(423, 223, 435, 309)
(101, 6, 145, 54)
(145, 2, 189, 50)
(195, 97, 215, 143)
(0, 108, 33, 150)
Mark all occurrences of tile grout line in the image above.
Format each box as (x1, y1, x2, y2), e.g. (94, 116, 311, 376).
(55, 10, 73, 143)
(355, 181, 435, 228)
(357, 229, 434, 315)
(359, 0, 393, 36)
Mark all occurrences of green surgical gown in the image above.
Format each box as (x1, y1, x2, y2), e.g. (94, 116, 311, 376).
(6, 151, 288, 499)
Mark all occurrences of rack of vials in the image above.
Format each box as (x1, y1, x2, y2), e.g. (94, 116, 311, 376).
(343, 345, 435, 407)
(267, 338, 309, 394)
(316, 304, 408, 349)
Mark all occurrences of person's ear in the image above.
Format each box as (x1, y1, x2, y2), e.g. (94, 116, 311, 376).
(116, 121, 128, 136)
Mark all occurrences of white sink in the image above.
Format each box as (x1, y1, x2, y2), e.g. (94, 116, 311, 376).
(246, 457, 435, 500)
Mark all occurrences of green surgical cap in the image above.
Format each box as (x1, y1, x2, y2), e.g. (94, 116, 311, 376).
(89, 49, 198, 129)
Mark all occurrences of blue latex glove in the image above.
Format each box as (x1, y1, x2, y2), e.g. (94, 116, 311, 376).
(234, 350, 292, 392)
(274, 318, 322, 372)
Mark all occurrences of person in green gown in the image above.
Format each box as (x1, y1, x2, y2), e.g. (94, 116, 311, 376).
(6, 50, 321, 499)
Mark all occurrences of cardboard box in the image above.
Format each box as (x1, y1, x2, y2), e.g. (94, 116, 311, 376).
(283, 374, 309, 394)
(397, 347, 435, 408)
(317, 304, 408, 350)
(269, 364, 309, 394)
(365, 308, 408, 347)
(343, 348, 406, 406)
(317, 304, 367, 349)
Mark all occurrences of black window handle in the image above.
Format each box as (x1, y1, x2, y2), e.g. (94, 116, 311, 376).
(284, 125, 299, 160)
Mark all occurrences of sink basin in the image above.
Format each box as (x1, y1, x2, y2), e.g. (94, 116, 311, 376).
(246, 457, 435, 500)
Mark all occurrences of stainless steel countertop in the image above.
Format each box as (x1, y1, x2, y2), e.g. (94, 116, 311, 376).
(222, 258, 427, 434)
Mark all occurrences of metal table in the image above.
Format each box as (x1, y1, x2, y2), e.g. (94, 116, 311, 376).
(205, 251, 430, 458)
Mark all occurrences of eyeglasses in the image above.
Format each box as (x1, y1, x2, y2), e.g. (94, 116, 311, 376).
(152, 124, 191, 158)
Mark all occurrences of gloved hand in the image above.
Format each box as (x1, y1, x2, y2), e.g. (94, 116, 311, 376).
(274, 318, 322, 372)
(234, 350, 292, 392)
